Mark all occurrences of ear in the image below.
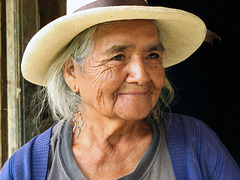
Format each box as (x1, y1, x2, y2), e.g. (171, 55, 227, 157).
(63, 57, 79, 92)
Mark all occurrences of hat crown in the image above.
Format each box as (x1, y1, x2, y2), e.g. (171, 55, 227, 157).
(67, 0, 96, 14)
(67, 0, 148, 14)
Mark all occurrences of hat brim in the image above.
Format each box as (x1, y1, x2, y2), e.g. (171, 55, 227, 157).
(21, 6, 206, 86)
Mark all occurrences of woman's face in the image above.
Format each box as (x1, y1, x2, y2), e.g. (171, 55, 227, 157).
(66, 20, 166, 121)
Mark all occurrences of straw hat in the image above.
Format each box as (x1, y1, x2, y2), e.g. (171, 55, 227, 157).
(21, 0, 206, 86)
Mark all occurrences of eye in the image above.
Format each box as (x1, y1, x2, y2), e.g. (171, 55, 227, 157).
(147, 53, 160, 60)
(111, 54, 126, 61)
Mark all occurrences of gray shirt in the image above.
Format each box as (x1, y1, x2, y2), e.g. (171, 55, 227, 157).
(46, 120, 175, 180)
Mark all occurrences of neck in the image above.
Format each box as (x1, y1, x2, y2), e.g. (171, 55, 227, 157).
(72, 105, 152, 148)
(71, 105, 153, 179)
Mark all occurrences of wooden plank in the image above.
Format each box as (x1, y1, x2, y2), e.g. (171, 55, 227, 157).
(0, 0, 2, 168)
(5, 0, 40, 157)
(0, 0, 7, 168)
(6, 0, 21, 157)
(20, 0, 40, 144)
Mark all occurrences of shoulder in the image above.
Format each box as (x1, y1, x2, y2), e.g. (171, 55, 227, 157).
(164, 113, 240, 179)
(164, 113, 229, 149)
(0, 124, 54, 179)
(164, 113, 220, 147)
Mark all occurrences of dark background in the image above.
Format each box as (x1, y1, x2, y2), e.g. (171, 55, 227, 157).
(148, 0, 240, 165)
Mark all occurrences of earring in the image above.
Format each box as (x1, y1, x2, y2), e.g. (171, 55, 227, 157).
(72, 83, 79, 93)
(73, 110, 84, 138)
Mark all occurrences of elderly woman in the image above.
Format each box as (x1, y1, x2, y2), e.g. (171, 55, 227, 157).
(1, 0, 240, 179)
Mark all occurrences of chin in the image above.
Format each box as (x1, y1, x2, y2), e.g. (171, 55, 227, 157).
(116, 108, 151, 121)
(114, 99, 155, 121)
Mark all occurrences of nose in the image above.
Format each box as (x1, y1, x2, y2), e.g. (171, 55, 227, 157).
(125, 56, 150, 85)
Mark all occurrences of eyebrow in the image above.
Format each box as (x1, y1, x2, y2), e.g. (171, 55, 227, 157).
(146, 43, 165, 52)
(103, 43, 165, 55)
(103, 45, 133, 55)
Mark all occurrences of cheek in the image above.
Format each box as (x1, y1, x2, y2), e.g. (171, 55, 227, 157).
(149, 66, 166, 93)
(82, 64, 126, 111)
(148, 67, 166, 106)
(88, 65, 123, 93)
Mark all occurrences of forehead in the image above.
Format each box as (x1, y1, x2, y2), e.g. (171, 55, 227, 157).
(93, 20, 160, 47)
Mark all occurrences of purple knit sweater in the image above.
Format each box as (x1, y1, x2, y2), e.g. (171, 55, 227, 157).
(1, 113, 239, 179)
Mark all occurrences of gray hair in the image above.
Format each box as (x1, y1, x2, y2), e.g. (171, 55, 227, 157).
(36, 20, 174, 126)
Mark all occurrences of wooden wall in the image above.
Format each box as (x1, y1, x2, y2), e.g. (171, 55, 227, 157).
(0, 0, 66, 168)
(0, 0, 7, 168)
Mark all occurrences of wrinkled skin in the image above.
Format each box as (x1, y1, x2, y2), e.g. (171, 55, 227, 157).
(64, 19, 165, 122)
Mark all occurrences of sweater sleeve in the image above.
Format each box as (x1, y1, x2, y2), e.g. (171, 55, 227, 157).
(0, 125, 53, 180)
(194, 118, 240, 180)
(0, 138, 35, 180)
(165, 113, 240, 180)
(0, 153, 16, 179)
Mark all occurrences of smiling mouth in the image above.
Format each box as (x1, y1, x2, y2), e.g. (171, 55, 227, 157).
(117, 91, 150, 96)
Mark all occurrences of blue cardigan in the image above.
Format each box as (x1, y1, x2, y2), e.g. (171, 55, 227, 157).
(1, 113, 239, 180)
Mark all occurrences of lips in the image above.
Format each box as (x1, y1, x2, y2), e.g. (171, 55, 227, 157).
(117, 89, 155, 96)
(118, 91, 148, 96)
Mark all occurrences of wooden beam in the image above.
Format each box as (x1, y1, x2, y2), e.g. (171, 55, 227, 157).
(6, 0, 21, 157)
(20, 0, 40, 145)
(0, 0, 2, 168)
(5, 0, 40, 157)
(0, 0, 8, 168)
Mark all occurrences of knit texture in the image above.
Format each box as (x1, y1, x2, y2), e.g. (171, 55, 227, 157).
(0, 125, 53, 180)
(1, 114, 239, 179)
